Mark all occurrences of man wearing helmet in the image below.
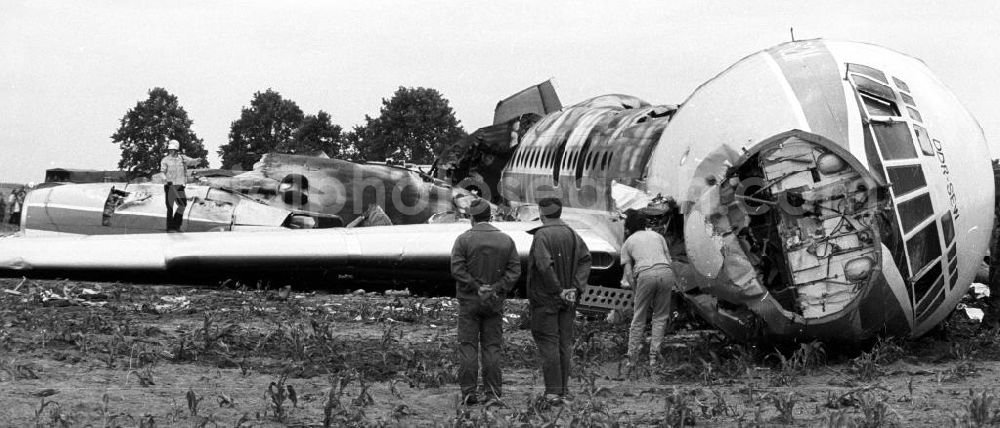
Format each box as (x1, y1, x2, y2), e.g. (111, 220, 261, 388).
(160, 139, 200, 232)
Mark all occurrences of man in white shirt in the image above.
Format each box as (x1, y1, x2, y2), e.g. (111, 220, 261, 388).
(159, 139, 199, 232)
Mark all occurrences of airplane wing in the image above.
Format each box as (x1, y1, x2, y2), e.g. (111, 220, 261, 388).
(0, 222, 617, 280)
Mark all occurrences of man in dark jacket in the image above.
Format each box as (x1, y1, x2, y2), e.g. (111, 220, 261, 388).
(451, 198, 521, 405)
(527, 197, 591, 403)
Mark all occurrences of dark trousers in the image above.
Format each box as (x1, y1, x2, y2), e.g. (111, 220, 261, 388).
(164, 184, 187, 231)
(457, 299, 503, 397)
(530, 304, 575, 396)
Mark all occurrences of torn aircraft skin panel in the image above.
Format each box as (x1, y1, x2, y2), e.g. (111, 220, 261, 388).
(0, 40, 991, 345)
(202, 153, 465, 226)
(20, 153, 475, 237)
(21, 183, 296, 236)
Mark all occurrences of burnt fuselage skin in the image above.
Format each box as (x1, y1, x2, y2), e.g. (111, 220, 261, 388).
(21, 154, 464, 236)
(203, 153, 462, 226)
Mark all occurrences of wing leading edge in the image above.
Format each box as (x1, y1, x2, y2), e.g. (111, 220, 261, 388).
(0, 222, 617, 280)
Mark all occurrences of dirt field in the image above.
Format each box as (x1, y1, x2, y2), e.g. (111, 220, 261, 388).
(1, 277, 1000, 427)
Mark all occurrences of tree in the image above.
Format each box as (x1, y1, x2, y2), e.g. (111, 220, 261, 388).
(348, 86, 467, 164)
(219, 89, 305, 170)
(283, 111, 344, 157)
(111, 87, 208, 177)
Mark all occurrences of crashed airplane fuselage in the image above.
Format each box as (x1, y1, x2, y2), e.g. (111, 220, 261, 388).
(21, 153, 469, 236)
(1, 39, 992, 343)
(466, 39, 992, 342)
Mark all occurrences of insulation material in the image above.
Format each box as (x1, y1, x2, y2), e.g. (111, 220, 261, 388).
(232, 200, 291, 227)
(189, 199, 235, 226)
(611, 181, 653, 212)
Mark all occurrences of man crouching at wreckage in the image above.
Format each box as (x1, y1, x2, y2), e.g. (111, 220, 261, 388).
(450, 198, 521, 406)
(527, 197, 591, 405)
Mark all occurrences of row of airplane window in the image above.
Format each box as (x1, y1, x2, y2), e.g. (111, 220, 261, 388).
(848, 62, 957, 318)
(511, 142, 615, 174)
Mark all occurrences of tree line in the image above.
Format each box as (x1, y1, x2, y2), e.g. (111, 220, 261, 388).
(112, 87, 468, 176)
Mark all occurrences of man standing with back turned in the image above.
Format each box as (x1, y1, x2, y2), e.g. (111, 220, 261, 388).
(527, 197, 591, 404)
(160, 139, 199, 232)
(451, 198, 521, 405)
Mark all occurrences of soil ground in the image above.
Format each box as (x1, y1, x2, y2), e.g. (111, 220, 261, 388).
(2, 277, 1000, 427)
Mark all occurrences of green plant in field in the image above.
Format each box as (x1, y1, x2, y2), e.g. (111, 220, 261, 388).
(770, 340, 826, 386)
(265, 373, 294, 421)
(660, 388, 697, 427)
(855, 391, 899, 427)
(692, 388, 737, 421)
(185, 388, 202, 416)
(351, 374, 374, 408)
(769, 392, 797, 424)
(953, 389, 1000, 427)
(32, 398, 73, 428)
(850, 350, 881, 382)
(575, 362, 611, 398)
(821, 409, 858, 428)
(99, 393, 132, 428)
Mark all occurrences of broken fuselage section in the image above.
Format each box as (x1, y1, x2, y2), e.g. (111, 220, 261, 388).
(21, 153, 472, 236)
(680, 132, 889, 342)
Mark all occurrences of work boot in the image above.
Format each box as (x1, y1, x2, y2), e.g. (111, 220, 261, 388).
(484, 393, 505, 408)
(462, 393, 479, 406)
(543, 393, 563, 406)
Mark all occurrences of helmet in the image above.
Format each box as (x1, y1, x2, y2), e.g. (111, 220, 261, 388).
(167, 140, 180, 151)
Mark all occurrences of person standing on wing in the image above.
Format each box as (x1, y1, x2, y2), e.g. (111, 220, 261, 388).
(159, 139, 199, 232)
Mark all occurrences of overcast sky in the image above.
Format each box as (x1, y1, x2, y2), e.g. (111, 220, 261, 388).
(2, 0, 998, 183)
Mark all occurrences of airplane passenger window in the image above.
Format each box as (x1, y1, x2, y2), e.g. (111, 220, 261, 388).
(861, 94, 901, 117)
(853, 75, 896, 102)
(901, 92, 916, 107)
(906, 222, 942, 274)
(886, 165, 926, 197)
(898, 193, 934, 233)
(915, 270, 943, 311)
(575, 130, 599, 187)
(847, 63, 888, 84)
(907, 107, 924, 124)
(893, 77, 910, 92)
(871, 121, 916, 160)
(913, 263, 943, 303)
(913, 124, 934, 156)
(553, 138, 568, 185)
(940, 212, 955, 245)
